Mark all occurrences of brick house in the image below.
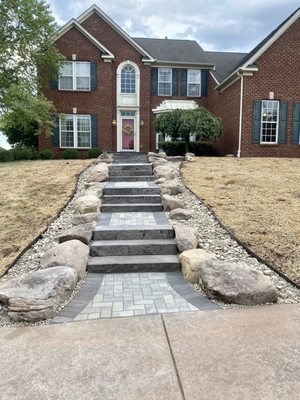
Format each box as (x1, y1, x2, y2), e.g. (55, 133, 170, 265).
(40, 5, 300, 158)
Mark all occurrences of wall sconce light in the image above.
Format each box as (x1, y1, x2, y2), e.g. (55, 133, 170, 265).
(269, 92, 274, 100)
(112, 119, 117, 126)
(140, 120, 144, 126)
(73, 107, 77, 114)
(72, 54, 77, 61)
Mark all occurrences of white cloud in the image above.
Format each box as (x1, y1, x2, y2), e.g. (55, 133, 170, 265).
(46, 0, 300, 51)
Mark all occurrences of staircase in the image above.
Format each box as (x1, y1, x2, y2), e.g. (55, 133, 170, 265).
(87, 152, 180, 273)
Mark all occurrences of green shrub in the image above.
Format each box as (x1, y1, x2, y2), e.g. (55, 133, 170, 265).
(63, 149, 79, 159)
(0, 149, 14, 162)
(11, 148, 31, 160)
(88, 147, 102, 158)
(29, 149, 40, 160)
(159, 141, 215, 156)
(39, 149, 53, 160)
(158, 141, 186, 156)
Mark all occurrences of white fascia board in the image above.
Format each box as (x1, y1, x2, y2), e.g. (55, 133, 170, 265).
(209, 70, 219, 85)
(153, 61, 215, 68)
(54, 19, 115, 59)
(217, 9, 300, 91)
(76, 5, 155, 62)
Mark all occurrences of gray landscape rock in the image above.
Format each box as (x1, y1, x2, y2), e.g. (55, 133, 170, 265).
(185, 153, 195, 158)
(84, 185, 103, 198)
(166, 156, 185, 162)
(153, 165, 176, 180)
(96, 152, 113, 164)
(158, 152, 167, 158)
(162, 194, 184, 211)
(148, 152, 158, 158)
(160, 180, 182, 195)
(72, 212, 100, 225)
(74, 195, 101, 214)
(185, 155, 194, 162)
(179, 249, 216, 284)
(86, 163, 109, 183)
(84, 181, 105, 190)
(150, 158, 168, 168)
(156, 177, 167, 184)
(174, 224, 198, 253)
(0, 267, 77, 322)
(41, 240, 89, 279)
(199, 260, 278, 305)
(59, 223, 94, 245)
(169, 208, 192, 220)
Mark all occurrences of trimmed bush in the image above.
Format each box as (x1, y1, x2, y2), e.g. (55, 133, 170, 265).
(29, 149, 40, 160)
(39, 149, 53, 160)
(88, 147, 102, 158)
(159, 141, 215, 157)
(63, 149, 79, 159)
(0, 149, 14, 162)
(11, 148, 31, 160)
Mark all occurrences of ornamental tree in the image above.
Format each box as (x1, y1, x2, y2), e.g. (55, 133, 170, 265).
(154, 107, 223, 151)
(0, 0, 64, 142)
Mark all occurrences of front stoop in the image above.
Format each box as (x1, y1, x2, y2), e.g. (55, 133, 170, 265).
(87, 153, 180, 273)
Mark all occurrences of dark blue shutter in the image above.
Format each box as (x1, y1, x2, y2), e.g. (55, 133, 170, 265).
(278, 101, 288, 144)
(181, 69, 187, 96)
(172, 69, 178, 96)
(52, 115, 60, 147)
(91, 62, 97, 91)
(253, 100, 262, 144)
(151, 68, 158, 96)
(91, 115, 98, 146)
(292, 103, 300, 144)
(201, 69, 208, 97)
(50, 77, 58, 90)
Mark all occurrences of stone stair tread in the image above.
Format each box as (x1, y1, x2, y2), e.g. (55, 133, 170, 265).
(88, 255, 179, 263)
(109, 176, 154, 181)
(92, 239, 177, 246)
(94, 224, 172, 231)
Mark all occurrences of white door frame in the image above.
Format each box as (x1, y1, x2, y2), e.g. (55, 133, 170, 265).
(117, 109, 140, 152)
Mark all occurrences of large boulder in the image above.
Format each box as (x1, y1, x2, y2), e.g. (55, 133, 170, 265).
(160, 180, 182, 196)
(59, 223, 94, 245)
(86, 163, 109, 183)
(0, 267, 77, 322)
(153, 164, 176, 180)
(169, 208, 192, 220)
(179, 249, 216, 284)
(162, 194, 184, 211)
(158, 152, 167, 158)
(84, 184, 103, 198)
(97, 152, 113, 164)
(174, 224, 198, 253)
(74, 195, 101, 214)
(41, 240, 89, 279)
(199, 260, 278, 305)
(151, 158, 168, 168)
(72, 212, 100, 225)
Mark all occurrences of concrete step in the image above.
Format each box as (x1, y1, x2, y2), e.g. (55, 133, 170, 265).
(113, 158, 148, 164)
(93, 225, 174, 240)
(103, 195, 161, 204)
(110, 164, 152, 171)
(104, 187, 161, 195)
(110, 169, 153, 177)
(87, 255, 180, 273)
(109, 176, 154, 182)
(101, 203, 163, 212)
(90, 239, 178, 256)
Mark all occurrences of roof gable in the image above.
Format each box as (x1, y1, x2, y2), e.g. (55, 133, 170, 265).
(76, 5, 155, 62)
(218, 7, 300, 90)
(54, 19, 115, 60)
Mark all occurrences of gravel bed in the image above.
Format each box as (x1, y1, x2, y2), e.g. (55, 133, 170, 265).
(0, 164, 94, 327)
(166, 162, 300, 308)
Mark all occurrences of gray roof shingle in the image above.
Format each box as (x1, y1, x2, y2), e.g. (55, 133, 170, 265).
(133, 37, 211, 64)
(205, 51, 246, 83)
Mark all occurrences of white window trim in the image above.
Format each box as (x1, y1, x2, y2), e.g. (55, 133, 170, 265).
(121, 65, 136, 94)
(187, 69, 201, 97)
(59, 61, 91, 91)
(59, 114, 92, 149)
(158, 68, 172, 96)
(260, 100, 279, 144)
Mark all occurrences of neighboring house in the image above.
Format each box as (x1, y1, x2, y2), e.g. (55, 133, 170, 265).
(40, 5, 300, 157)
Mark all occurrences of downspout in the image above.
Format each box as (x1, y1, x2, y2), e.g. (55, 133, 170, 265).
(237, 72, 244, 158)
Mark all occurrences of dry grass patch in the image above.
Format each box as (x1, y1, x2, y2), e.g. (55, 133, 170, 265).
(0, 159, 92, 276)
(182, 157, 300, 285)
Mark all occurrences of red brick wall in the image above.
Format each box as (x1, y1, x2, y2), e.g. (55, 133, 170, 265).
(210, 17, 300, 157)
(207, 74, 241, 155)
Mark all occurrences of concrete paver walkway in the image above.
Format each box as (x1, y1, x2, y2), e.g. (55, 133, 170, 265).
(1, 304, 299, 400)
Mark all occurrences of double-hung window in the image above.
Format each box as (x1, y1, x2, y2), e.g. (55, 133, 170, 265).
(260, 100, 279, 144)
(60, 115, 91, 148)
(158, 68, 172, 96)
(187, 69, 201, 97)
(59, 61, 90, 91)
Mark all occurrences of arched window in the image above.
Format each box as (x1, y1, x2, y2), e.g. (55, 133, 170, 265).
(121, 65, 136, 93)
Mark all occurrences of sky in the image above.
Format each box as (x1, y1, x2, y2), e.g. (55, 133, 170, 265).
(1, 0, 299, 149)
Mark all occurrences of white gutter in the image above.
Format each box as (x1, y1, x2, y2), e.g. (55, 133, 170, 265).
(237, 73, 244, 158)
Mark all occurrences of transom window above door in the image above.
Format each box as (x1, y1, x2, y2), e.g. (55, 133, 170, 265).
(121, 65, 136, 93)
(158, 68, 172, 96)
(59, 61, 90, 91)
